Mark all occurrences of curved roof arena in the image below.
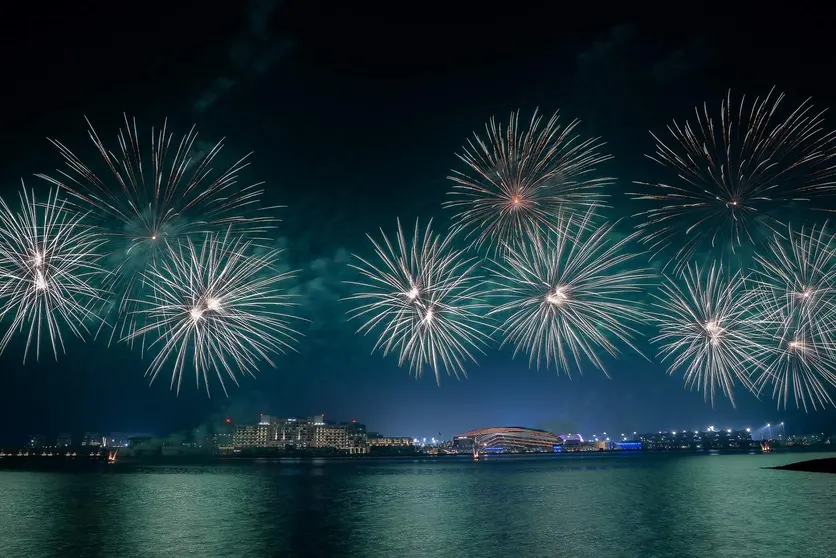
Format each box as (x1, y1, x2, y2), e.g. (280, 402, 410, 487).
(456, 427, 563, 448)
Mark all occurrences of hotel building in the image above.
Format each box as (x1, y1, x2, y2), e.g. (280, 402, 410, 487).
(229, 414, 371, 454)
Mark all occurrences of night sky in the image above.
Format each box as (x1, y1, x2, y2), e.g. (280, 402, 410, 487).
(1, 2, 835, 443)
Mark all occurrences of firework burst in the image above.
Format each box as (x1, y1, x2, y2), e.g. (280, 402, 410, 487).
(651, 263, 762, 407)
(749, 223, 836, 410)
(631, 88, 836, 272)
(344, 219, 489, 384)
(0, 186, 106, 362)
(445, 109, 613, 253)
(487, 210, 650, 375)
(36, 115, 279, 346)
(124, 231, 301, 396)
(751, 315, 836, 412)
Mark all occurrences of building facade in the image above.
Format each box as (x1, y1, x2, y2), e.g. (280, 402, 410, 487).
(367, 435, 413, 447)
(232, 423, 272, 449)
(638, 428, 754, 450)
(81, 432, 102, 447)
(230, 414, 370, 453)
(454, 427, 563, 453)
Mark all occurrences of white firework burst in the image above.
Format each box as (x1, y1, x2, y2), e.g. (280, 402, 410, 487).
(651, 263, 763, 407)
(631, 88, 836, 272)
(0, 186, 106, 362)
(752, 317, 836, 412)
(344, 219, 489, 384)
(749, 223, 836, 410)
(124, 231, 301, 396)
(445, 109, 613, 253)
(36, 115, 279, 347)
(488, 209, 651, 375)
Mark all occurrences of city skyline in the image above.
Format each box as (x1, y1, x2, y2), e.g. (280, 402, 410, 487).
(12, 411, 804, 449)
(15, 412, 825, 455)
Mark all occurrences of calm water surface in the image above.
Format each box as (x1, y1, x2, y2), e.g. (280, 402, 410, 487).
(1, 451, 834, 557)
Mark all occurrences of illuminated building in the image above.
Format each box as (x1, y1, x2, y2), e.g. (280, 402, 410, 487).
(785, 433, 832, 446)
(105, 433, 132, 448)
(213, 420, 234, 453)
(28, 435, 46, 448)
(274, 417, 304, 447)
(56, 433, 72, 447)
(344, 421, 367, 453)
(638, 429, 754, 450)
(366, 434, 415, 455)
(367, 434, 412, 447)
(214, 431, 234, 453)
(271, 415, 323, 448)
(81, 432, 102, 447)
(230, 414, 370, 453)
(310, 421, 368, 453)
(233, 424, 271, 448)
(455, 427, 564, 453)
(313, 424, 349, 449)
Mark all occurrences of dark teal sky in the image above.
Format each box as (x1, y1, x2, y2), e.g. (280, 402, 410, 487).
(1, 2, 835, 443)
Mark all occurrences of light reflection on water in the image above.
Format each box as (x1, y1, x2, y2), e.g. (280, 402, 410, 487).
(0, 452, 834, 557)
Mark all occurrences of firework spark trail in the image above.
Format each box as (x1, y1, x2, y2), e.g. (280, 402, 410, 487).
(124, 231, 301, 397)
(0, 186, 107, 362)
(749, 223, 836, 410)
(36, 115, 280, 348)
(487, 209, 651, 376)
(344, 219, 490, 384)
(445, 109, 613, 253)
(631, 88, 836, 273)
(651, 263, 764, 408)
(750, 299, 836, 412)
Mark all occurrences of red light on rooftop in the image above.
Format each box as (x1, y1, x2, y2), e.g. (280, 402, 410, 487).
(352, 419, 356, 423)
(225, 418, 231, 423)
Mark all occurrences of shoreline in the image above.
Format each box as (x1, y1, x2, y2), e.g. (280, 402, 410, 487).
(771, 457, 836, 474)
(2, 447, 834, 469)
